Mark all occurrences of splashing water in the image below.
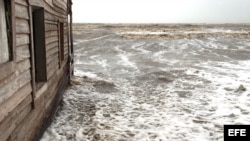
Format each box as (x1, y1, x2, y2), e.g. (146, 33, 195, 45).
(41, 25, 250, 141)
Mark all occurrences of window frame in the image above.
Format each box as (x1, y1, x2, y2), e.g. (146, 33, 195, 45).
(59, 22, 65, 61)
(58, 21, 65, 68)
(0, 0, 16, 81)
(30, 6, 47, 83)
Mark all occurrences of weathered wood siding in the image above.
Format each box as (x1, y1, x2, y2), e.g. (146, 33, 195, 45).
(0, 0, 72, 140)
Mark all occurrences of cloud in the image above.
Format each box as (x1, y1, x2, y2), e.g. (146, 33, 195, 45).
(72, 0, 250, 23)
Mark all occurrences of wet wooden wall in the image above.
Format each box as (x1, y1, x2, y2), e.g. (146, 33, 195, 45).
(0, 0, 72, 140)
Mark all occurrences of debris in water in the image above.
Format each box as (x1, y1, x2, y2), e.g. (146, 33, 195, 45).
(93, 80, 117, 93)
(235, 84, 247, 92)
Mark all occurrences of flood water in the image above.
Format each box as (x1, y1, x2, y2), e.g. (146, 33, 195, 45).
(41, 25, 250, 141)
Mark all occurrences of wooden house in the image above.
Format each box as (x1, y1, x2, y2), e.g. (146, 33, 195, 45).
(0, 0, 73, 140)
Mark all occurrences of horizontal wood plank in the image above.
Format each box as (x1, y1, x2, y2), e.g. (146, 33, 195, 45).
(44, 2, 66, 19)
(45, 23, 58, 31)
(46, 46, 58, 58)
(29, 0, 44, 7)
(0, 70, 31, 105)
(44, 0, 53, 7)
(16, 19, 30, 34)
(0, 82, 32, 122)
(15, 0, 28, 6)
(15, 3, 29, 20)
(17, 59, 31, 74)
(0, 62, 15, 82)
(45, 30, 58, 38)
(16, 34, 30, 46)
(47, 57, 59, 71)
(46, 36, 58, 45)
(47, 51, 58, 64)
(16, 45, 30, 62)
(0, 94, 32, 141)
(10, 95, 45, 141)
(47, 63, 59, 80)
(46, 41, 58, 51)
(46, 69, 63, 107)
(53, 0, 67, 11)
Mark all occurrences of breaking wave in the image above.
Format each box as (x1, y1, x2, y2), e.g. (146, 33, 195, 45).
(41, 25, 250, 141)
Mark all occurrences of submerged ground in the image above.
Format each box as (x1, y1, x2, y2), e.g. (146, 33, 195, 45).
(41, 24, 250, 141)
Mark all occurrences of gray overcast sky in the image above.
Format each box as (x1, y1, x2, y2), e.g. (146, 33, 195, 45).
(72, 0, 250, 23)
